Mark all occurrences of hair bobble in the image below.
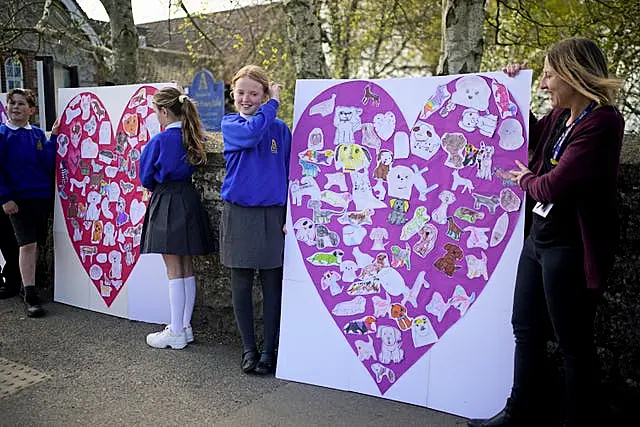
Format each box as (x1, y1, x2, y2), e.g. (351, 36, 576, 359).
(178, 94, 188, 104)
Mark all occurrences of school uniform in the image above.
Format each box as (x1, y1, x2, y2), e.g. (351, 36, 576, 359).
(220, 98, 292, 372)
(139, 122, 213, 256)
(219, 99, 292, 269)
(0, 122, 56, 247)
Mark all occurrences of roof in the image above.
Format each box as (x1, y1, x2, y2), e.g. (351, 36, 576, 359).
(60, 0, 103, 46)
(135, 3, 286, 81)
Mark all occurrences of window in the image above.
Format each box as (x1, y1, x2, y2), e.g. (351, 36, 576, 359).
(5, 57, 24, 90)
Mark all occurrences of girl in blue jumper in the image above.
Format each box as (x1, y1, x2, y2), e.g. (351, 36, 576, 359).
(140, 87, 214, 350)
(0, 88, 59, 317)
(220, 65, 292, 375)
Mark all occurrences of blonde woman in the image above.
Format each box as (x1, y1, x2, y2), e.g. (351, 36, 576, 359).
(469, 38, 624, 427)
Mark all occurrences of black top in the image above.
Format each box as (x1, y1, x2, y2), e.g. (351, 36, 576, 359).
(530, 110, 582, 247)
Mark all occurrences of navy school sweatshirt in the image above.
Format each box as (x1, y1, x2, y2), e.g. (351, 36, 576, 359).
(220, 99, 292, 207)
(0, 123, 57, 204)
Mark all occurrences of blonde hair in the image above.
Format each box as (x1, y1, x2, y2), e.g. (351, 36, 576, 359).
(153, 87, 206, 166)
(231, 65, 270, 101)
(546, 37, 621, 106)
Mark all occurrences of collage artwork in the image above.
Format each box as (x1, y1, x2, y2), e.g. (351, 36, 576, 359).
(288, 75, 528, 393)
(55, 86, 162, 307)
(0, 96, 6, 123)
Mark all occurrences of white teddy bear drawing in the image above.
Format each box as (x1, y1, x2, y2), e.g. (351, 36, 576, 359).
(85, 191, 102, 221)
(450, 75, 491, 111)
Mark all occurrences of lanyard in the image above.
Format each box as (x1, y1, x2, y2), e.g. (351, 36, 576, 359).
(550, 101, 596, 166)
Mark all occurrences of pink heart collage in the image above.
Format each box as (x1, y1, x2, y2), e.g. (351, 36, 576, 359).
(289, 77, 527, 393)
(55, 86, 161, 307)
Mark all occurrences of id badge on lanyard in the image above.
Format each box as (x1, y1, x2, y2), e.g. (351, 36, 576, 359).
(537, 102, 596, 217)
(533, 201, 553, 217)
(549, 101, 595, 167)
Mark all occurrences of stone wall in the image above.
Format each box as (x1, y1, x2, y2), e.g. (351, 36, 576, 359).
(37, 133, 640, 409)
(593, 134, 640, 411)
(137, 48, 218, 89)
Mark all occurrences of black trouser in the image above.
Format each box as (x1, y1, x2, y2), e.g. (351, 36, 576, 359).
(510, 236, 598, 425)
(0, 210, 21, 289)
(231, 267, 283, 354)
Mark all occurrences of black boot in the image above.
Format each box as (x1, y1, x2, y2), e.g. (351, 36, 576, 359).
(467, 398, 538, 427)
(468, 408, 514, 427)
(23, 286, 45, 318)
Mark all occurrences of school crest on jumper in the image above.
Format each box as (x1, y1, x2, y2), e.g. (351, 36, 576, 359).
(271, 138, 278, 153)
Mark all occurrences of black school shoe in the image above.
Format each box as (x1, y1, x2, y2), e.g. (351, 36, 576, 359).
(254, 352, 276, 376)
(23, 287, 45, 318)
(241, 349, 259, 373)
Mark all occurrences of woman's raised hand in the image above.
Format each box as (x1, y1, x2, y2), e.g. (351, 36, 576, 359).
(503, 63, 528, 78)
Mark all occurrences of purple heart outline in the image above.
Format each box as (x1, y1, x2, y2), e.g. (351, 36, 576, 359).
(289, 78, 527, 393)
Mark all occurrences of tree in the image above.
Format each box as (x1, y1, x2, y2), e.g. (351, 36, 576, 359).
(99, 0, 138, 84)
(319, 0, 442, 78)
(11, 0, 139, 84)
(171, 1, 298, 123)
(437, 0, 487, 75)
(483, 0, 640, 128)
(283, 0, 329, 79)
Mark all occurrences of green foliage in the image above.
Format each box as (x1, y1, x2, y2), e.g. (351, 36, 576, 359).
(175, 1, 296, 126)
(483, 0, 640, 130)
(321, 0, 442, 78)
(175, 0, 640, 130)
(175, 0, 441, 125)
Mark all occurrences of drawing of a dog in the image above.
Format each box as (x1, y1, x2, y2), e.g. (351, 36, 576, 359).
(377, 325, 404, 363)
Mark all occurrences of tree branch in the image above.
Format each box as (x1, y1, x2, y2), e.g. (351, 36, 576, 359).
(35, 0, 53, 30)
(177, 0, 224, 56)
(31, 0, 111, 57)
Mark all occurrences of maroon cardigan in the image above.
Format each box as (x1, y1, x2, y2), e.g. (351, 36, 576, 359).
(520, 106, 625, 290)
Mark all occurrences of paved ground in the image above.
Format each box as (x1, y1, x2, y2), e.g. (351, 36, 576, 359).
(0, 296, 466, 427)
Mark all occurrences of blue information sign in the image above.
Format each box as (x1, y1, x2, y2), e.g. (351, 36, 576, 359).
(189, 70, 224, 131)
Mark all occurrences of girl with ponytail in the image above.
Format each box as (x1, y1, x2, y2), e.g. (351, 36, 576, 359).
(139, 86, 214, 349)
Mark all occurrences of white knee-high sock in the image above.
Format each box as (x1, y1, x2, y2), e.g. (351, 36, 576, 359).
(168, 278, 185, 334)
(183, 276, 196, 328)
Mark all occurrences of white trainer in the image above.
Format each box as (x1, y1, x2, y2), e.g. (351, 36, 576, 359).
(146, 325, 187, 349)
(184, 325, 194, 344)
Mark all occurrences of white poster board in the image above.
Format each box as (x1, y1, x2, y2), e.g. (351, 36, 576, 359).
(54, 83, 174, 323)
(0, 92, 7, 124)
(277, 71, 532, 418)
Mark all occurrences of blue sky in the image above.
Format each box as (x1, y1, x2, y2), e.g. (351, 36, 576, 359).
(76, 0, 257, 24)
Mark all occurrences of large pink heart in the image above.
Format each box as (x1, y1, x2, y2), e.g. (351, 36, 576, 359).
(56, 86, 161, 307)
(290, 78, 526, 393)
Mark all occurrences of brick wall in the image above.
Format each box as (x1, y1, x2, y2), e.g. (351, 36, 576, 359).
(0, 51, 42, 125)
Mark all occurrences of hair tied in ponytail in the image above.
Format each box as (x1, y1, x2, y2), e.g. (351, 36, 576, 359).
(178, 94, 188, 104)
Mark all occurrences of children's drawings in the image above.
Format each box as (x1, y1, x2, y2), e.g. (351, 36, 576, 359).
(287, 77, 527, 395)
(56, 86, 162, 308)
(498, 118, 525, 150)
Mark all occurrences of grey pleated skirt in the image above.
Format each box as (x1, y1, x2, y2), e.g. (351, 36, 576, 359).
(219, 202, 286, 269)
(141, 180, 214, 256)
